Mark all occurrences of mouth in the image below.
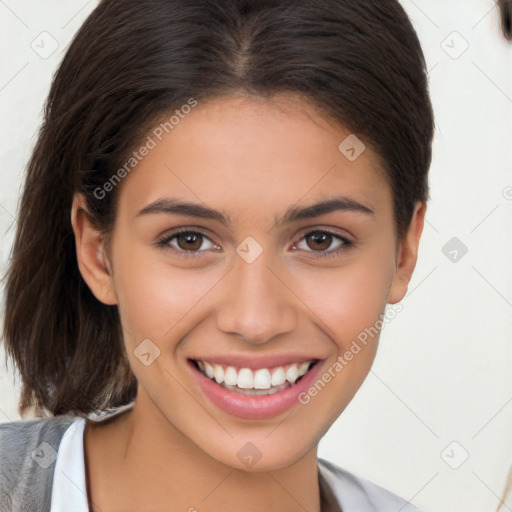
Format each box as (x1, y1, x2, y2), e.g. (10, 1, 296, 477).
(188, 357, 323, 419)
(191, 359, 317, 395)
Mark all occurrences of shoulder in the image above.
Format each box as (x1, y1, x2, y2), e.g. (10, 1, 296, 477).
(318, 457, 423, 512)
(0, 415, 78, 512)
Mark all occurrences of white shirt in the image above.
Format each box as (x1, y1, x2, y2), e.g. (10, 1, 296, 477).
(50, 417, 88, 511)
(50, 412, 421, 512)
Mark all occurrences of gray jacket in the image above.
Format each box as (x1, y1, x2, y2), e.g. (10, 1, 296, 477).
(0, 415, 75, 512)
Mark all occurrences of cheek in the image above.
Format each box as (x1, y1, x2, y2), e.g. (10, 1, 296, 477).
(293, 261, 392, 420)
(295, 258, 393, 349)
(111, 246, 221, 344)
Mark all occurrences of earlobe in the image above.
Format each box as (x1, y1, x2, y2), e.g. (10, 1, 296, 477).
(70, 193, 117, 305)
(387, 201, 427, 305)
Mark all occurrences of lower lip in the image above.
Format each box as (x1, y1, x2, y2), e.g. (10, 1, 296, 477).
(189, 359, 323, 420)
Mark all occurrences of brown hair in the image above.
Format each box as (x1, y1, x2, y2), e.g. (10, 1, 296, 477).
(1, 0, 435, 417)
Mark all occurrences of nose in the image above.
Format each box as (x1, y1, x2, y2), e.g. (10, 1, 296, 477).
(215, 249, 298, 346)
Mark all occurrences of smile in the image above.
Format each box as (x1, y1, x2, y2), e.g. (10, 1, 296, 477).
(189, 357, 323, 419)
(193, 359, 315, 395)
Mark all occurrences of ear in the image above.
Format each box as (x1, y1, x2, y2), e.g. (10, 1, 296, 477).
(70, 193, 117, 305)
(387, 201, 427, 304)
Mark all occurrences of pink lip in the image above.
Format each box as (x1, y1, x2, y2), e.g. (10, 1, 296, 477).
(187, 353, 319, 370)
(188, 359, 324, 420)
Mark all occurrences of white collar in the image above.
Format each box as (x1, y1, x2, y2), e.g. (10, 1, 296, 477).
(50, 417, 88, 512)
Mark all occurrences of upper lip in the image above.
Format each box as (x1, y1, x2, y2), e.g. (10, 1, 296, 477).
(189, 354, 322, 369)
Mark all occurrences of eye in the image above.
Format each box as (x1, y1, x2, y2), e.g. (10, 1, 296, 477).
(156, 227, 354, 260)
(292, 229, 354, 259)
(156, 228, 219, 258)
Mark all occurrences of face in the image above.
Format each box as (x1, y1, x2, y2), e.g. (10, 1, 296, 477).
(72, 92, 425, 472)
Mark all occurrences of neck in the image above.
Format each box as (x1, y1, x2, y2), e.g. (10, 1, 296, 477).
(84, 392, 323, 512)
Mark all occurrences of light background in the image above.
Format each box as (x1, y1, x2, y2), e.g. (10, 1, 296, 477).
(0, 1, 511, 511)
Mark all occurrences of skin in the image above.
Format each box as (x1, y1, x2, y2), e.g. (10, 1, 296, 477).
(71, 92, 426, 512)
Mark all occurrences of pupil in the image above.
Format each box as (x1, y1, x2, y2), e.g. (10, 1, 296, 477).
(179, 233, 201, 251)
(309, 232, 331, 251)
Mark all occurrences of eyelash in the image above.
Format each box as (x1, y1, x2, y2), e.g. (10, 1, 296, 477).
(155, 227, 354, 260)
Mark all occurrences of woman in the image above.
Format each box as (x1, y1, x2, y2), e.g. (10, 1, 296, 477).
(0, 0, 434, 510)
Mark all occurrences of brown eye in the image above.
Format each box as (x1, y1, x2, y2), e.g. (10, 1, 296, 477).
(294, 229, 353, 259)
(305, 231, 334, 252)
(175, 232, 203, 251)
(156, 228, 219, 259)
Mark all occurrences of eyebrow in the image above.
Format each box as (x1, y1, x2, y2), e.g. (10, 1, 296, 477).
(136, 196, 375, 228)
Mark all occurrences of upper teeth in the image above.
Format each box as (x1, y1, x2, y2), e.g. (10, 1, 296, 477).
(197, 360, 313, 390)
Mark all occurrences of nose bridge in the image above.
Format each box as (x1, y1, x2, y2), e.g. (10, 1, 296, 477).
(216, 246, 297, 345)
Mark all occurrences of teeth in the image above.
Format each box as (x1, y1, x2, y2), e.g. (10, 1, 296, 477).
(286, 365, 299, 384)
(237, 368, 253, 389)
(204, 361, 214, 379)
(224, 366, 238, 386)
(271, 367, 286, 387)
(213, 364, 224, 384)
(253, 368, 272, 389)
(195, 360, 314, 391)
(298, 361, 310, 375)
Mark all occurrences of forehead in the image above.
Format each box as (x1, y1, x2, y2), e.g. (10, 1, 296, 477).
(118, 93, 392, 226)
